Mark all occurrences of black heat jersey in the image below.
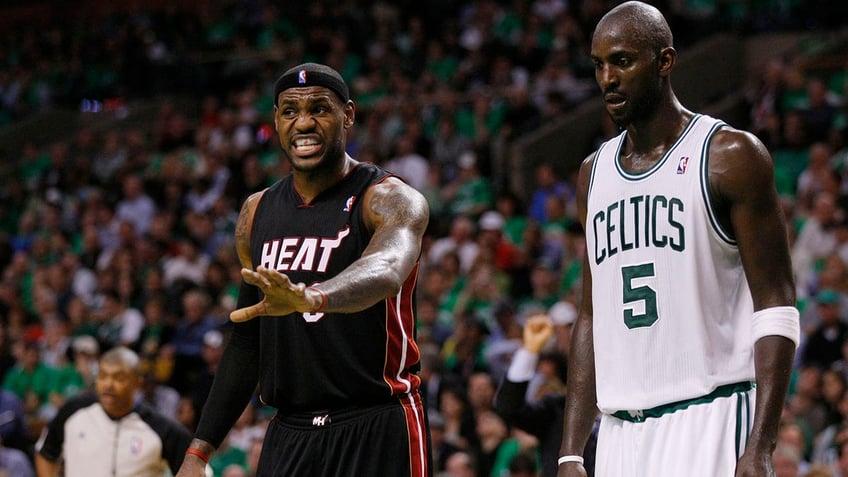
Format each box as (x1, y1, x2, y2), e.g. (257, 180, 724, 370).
(249, 162, 421, 412)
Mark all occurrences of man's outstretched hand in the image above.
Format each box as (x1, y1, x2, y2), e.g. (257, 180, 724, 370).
(230, 266, 319, 322)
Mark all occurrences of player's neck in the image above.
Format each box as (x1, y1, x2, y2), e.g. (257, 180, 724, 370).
(293, 154, 357, 203)
(625, 100, 693, 156)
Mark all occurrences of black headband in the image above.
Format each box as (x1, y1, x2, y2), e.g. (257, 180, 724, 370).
(274, 63, 350, 103)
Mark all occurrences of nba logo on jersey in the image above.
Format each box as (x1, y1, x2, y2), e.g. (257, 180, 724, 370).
(676, 156, 690, 174)
(298, 70, 307, 84)
(130, 436, 143, 455)
(343, 195, 356, 212)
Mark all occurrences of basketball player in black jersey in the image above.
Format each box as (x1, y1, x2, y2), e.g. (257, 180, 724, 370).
(176, 63, 431, 477)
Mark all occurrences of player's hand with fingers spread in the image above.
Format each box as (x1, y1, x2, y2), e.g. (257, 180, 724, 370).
(230, 266, 323, 322)
(523, 313, 555, 353)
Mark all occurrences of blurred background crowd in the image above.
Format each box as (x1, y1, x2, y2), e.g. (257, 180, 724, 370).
(1, 0, 848, 476)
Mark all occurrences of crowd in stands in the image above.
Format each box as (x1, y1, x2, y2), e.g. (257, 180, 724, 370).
(1, 1, 848, 476)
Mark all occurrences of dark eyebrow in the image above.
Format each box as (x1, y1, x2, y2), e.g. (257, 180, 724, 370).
(278, 94, 335, 106)
(593, 48, 636, 62)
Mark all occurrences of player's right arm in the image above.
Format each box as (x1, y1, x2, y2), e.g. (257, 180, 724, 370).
(558, 154, 599, 477)
(177, 191, 266, 477)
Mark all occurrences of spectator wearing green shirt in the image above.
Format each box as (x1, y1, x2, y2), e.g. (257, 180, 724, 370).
(494, 191, 529, 247)
(443, 151, 494, 218)
(517, 260, 561, 317)
(2, 341, 54, 409)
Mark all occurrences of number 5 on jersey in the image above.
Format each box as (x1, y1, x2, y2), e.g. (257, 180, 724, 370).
(622, 263, 658, 328)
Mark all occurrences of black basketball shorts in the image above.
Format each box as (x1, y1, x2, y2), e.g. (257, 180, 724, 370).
(257, 392, 431, 476)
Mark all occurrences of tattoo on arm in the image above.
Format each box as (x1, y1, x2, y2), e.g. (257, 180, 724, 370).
(320, 180, 428, 313)
(235, 191, 264, 269)
(365, 179, 426, 236)
(235, 198, 252, 242)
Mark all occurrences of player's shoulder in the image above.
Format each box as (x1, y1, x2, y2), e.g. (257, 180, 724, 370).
(235, 188, 268, 268)
(576, 149, 600, 192)
(243, 187, 270, 210)
(236, 185, 271, 228)
(370, 174, 429, 210)
(706, 122, 776, 199)
(709, 124, 770, 161)
(580, 150, 599, 170)
(361, 176, 429, 233)
(372, 174, 421, 195)
(581, 127, 627, 170)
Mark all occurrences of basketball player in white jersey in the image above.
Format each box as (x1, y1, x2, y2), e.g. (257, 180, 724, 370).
(557, 2, 798, 476)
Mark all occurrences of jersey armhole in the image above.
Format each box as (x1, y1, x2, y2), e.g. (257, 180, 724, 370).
(587, 146, 603, 198)
(700, 121, 736, 245)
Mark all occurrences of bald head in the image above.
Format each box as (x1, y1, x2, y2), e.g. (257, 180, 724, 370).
(590, 1, 680, 127)
(595, 1, 673, 53)
(100, 346, 142, 374)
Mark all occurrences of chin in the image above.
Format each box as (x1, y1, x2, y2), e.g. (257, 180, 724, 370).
(608, 112, 629, 128)
(286, 151, 322, 167)
(290, 159, 325, 173)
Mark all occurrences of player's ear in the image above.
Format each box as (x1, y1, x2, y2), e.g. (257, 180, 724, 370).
(343, 100, 355, 129)
(658, 46, 676, 77)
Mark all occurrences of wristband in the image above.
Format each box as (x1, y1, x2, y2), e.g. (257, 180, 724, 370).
(558, 455, 584, 466)
(186, 448, 210, 464)
(309, 286, 327, 313)
(506, 348, 538, 382)
(751, 306, 800, 348)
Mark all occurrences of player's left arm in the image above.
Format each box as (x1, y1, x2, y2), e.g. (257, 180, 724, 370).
(709, 128, 797, 474)
(231, 177, 429, 320)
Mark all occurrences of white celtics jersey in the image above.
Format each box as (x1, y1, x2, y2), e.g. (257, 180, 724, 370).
(586, 114, 755, 414)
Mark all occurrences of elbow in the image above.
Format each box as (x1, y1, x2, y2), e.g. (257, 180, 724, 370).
(336, 252, 418, 311)
(379, 269, 404, 298)
(375, 256, 412, 297)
